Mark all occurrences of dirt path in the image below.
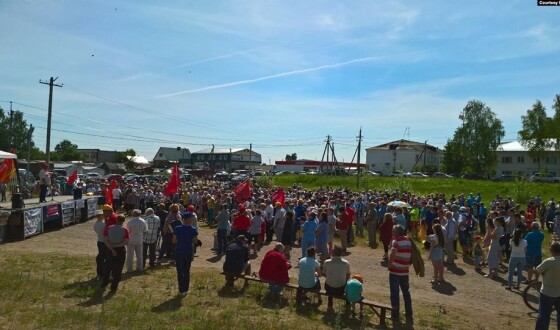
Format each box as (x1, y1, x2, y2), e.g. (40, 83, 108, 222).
(0, 219, 537, 329)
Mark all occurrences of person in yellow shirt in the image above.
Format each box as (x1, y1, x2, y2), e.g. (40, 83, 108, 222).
(207, 195, 216, 226)
(409, 205, 420, 239)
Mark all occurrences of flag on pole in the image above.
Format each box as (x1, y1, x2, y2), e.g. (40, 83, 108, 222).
(164, 163, 180, 196)
(0, 156, 15, 184)
(271, 188, 285, 207)
(234, 179, 251, 203)
(105, 179, 117, 206)
(67, 170, 78, 185)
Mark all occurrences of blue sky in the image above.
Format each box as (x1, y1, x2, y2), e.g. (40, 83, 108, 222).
(1, 0, 560, 165)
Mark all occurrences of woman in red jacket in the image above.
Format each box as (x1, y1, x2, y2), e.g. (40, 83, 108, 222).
(259, 243, 292, 296)
(379, 213, 394, 261)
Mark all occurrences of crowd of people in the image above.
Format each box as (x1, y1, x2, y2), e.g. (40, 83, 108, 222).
(90, 177, 560, 327)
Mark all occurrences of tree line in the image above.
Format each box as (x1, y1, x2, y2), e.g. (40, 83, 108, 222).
(442, 94, 560, 176)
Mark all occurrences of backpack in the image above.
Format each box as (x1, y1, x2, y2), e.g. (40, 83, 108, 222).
(410, 239, 425, 277)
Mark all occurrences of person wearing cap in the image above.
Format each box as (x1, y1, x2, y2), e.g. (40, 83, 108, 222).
(336, 207, 350, 253)
(126, 209, 148, 272)
(93, 209, 106, 279)
(301, 209, 319, 259)
(172, 211, 199, 296)
(223, 235, 251, 287)
(38, 162, 50, 203)
(143, 208, 160, 269)
(273, 202, 286, 241)
(232, 206, 251, 239)
(102, 204, 118, 228)
(102, 214, 129, 292)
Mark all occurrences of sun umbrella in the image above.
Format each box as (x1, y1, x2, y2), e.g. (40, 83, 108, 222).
(387, 200, 411, 208)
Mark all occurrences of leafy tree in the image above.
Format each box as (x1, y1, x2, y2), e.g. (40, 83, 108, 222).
(116, 148, 137, 171)
(442, 100, 505, 177)
(518, 100, 552, 171)
(552, 94, 560, 150)
(52, 139, 83, 161)
(285, 153, 297, 161)
(0, 108, 38, 158)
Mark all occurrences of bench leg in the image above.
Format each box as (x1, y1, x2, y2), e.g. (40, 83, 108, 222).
(380, 308, 386, 326)
(359, 302, 364, 318)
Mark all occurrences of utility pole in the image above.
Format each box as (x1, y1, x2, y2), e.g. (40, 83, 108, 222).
(39, 77, 63, 167)
(27, 124, 34, 173)
(357, 127, 362, 189)
(8, 102, 14, 148)
(249, 143, 252, 174)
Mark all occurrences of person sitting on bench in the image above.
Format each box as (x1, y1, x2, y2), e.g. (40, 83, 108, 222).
(297, 246, 322, 304)
(323, 245, 351, 309)
(259, 243, 292, 296)
(223, 235, 251, 286)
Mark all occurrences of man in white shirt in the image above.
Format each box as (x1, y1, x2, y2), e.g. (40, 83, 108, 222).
(126, 209, 147, 272)
(112, 186, 122, 211)
(143, 208, 160, 268)
(443, 211, 457, 264)
(93, 210, 106, 278)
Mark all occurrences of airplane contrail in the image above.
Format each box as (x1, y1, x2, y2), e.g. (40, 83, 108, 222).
(157, 55, 383, 98)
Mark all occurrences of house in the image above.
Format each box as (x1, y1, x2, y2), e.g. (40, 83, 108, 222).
(51, 163, 84, 177)
(100, 162, 127, 175)
(495, 141, 560, 177)
(191, 147, 261, 171)
(274, 159, 366, 173)
(366, 139, 443, 176)
(152, 147, 191, 167)
(76, 149, 120, 163)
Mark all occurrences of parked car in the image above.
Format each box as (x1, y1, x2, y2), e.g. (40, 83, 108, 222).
(86, 173, 102, 180)
(461, 173, 485, 180)
(404, 172, 429, 178)
(103, 174, 124, 182)
(432, 172, 453, 178)
(492, 175, 523, 182)
(529, 173, 560, 183)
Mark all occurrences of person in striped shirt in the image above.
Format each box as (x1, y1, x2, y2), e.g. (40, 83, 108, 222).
(388, 224, 413, 322)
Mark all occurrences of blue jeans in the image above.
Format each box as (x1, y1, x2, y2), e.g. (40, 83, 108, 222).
(39, 184, 47, 202)
(507, 256, 525, 288)
(217, 229, 228, 254)
(389, 273, 412, 319)
(536, 293, 560, 330)
(269, 284, 284, 295)
(175, 250, 193, 294)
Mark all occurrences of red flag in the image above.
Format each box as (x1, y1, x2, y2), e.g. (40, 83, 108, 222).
(67, 170, 78, 185)
(0, 153, 15, 183)
(271, 188, 285, 207)
(104, 187, 113, 206)
(234, 179, 251, 203)
(164, 163, 180, 196)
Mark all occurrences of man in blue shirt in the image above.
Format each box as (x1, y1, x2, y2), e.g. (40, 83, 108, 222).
(525, 222, 545, 283)
(172, 212, 199, 296)
(297, 246, 322, 304)
(293, 200, 307, 244)
(301, 210, 319, 259)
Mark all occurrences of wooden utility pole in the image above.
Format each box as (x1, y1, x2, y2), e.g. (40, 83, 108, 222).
(249, 143, 252, 174)
(357, 127, 362, 189)
(8, 101, 14, 148)
(27, 124, 34, 173)
(39, 77, 63, 167)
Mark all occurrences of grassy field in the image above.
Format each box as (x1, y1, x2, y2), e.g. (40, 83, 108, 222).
(0, 253, 378, 330)
(273, 174, 559, 205)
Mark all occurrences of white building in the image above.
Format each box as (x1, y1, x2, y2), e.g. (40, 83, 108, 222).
(365, 139, 443, 176)
(495, 141, 560, 177)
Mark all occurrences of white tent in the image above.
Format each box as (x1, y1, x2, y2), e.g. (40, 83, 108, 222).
(0, 150, 17, 159)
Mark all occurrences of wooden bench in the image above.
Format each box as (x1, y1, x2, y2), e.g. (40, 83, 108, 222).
(220, 272, 391, 326)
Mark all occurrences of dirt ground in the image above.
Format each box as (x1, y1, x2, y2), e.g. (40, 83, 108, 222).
(0, 219, 541, 329)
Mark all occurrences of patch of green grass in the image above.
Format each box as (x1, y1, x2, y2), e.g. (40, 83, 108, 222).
(274, 175, 559, 205)
(0, 252, 392, 330)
